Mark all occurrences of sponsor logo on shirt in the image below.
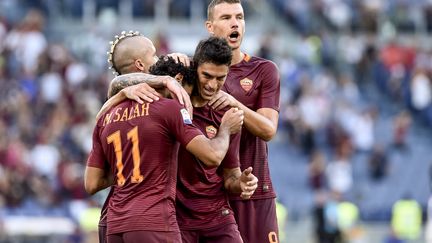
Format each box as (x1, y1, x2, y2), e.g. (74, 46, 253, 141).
(205, 125, 217, 138)
(180, 108, 192, 124)
(240, 78, 253, 92)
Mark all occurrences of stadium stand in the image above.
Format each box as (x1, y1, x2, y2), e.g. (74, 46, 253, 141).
(0, 0, 431, 242)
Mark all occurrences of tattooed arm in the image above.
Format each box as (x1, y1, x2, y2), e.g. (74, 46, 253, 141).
(96, 73, 192, 120)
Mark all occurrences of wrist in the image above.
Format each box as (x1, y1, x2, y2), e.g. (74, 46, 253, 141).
(119, 88, 127, 98)
(162, 76, 170, 87)
(219, 123, 230, 135)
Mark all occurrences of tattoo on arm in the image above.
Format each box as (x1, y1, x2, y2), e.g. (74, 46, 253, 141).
(225, 172, 240, 192)
(108, 73, 165, 98)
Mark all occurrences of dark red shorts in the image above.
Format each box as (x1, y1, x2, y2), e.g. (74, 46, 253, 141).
(99, 225, 107, 243)
(230, 198, 279, 243)
(181, 223, 242, 243)
(107, 230, 181, 243)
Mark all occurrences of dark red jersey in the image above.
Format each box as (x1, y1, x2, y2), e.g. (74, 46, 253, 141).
(87, 98, 202, 235)
(176, 105, 240, 230)
(223, 54, 280, 200)
(98, 187, 113, 227)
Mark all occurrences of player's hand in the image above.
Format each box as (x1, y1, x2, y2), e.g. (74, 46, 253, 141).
(121, 83, 161, 104)
(221, 107, 244, 134)
(167, 52, 191, 67)
(208, 90, 238, 110)
(164, 77, 193, 119)
(239, 167, 258, 199)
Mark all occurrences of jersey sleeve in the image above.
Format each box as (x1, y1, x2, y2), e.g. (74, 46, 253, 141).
(86, 124, 108, 170)
(257, 61, 280, 112)
(221, 132, 241, 169)
(163, 101, 203, 147)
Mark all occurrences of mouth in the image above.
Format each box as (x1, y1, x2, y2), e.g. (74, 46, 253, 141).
(202, 87, 215, 97)
(228, 31, 240, 42)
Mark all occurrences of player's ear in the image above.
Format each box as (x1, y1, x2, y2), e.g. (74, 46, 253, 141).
(205, 21, 214, 35)
(174, 73, 184, 83)
(135, 59, 145, 71)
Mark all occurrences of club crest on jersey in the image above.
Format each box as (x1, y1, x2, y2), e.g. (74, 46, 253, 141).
(240, 78, 253, 92)
(180, 108, 192, 124)
(206, 125, 217, 138)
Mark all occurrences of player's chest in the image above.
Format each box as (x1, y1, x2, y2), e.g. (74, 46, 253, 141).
(193, 111, 222, 139)
(223, 73, 261, 108)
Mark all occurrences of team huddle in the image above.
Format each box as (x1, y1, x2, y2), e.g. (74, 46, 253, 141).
(84, 0, 281, 243)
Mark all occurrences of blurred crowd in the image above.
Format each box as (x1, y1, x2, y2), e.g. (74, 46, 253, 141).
(270, 0, 432, 34)
(0, 7, 108, 237)
(0, 0, 431, 242)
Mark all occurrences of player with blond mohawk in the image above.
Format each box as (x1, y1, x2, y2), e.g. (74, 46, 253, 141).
(103, 30, 193, 119)
(106, 30, 147, 76)
(89, 31, 194, 243)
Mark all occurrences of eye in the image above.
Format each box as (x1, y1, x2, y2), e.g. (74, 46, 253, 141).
(203, 73, 212, 79)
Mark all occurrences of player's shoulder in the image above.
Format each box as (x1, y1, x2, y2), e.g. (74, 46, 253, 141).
(250, 56, 278, 70)
(155, 98, 192, 124)
(153, 97, 183, 109)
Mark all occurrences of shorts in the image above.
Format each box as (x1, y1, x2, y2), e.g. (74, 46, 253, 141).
(230, 198, 279, 243)
(107, 230, 182, 243)
(99, 225, 107, 243)
(181, 223, 243, 243)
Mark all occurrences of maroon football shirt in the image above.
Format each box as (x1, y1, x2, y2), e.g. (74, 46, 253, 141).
(176, 105, 240, 230)
(223, 54, 281, 200)
(98, 187, 113, 227)
(87, 98, 202, 235)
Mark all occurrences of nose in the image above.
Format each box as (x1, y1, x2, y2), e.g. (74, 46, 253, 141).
(207, 78, 218, 90)
(229, 18, 238, 29)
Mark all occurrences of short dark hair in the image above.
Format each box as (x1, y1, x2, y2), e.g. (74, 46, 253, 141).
(149, 56, 197, 86)
(192, 37, 232, 68)
(207, 0, 241, 20)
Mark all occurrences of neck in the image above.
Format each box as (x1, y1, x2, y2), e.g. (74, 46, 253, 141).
(191, 95, 208, 108)
(231, 48, 244, 66)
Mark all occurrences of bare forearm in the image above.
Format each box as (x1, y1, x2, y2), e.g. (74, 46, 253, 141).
(94, 177, 112, 194)
(224, 169, 242, 193)
(206, 127, 231, 167)
(236, 102, 278, 141)
(108, 73, 167, 98)
(188, 127, 231, 168)
(84, 169, 113, 195)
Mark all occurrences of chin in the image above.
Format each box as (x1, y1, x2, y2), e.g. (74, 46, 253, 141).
(202, 94, 214, 101)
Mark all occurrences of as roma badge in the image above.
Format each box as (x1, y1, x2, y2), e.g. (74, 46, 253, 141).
(240, 78, 253, 92)
(206, 125, 217, 138)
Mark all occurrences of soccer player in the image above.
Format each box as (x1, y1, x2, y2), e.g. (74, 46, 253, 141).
(104, 30, 193, 119)
(173, 37, 256, 243)
(103, 36, 259, 243)
(205, 1, 281, 242)
(90, 31, 193, 243)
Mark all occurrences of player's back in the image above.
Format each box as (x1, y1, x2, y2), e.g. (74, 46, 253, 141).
(97, 98, 200, 235)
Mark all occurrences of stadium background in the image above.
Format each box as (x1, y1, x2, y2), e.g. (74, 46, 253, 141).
(0, 0, 431, 242)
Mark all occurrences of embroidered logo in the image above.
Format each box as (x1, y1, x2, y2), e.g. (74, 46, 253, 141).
(240, 78, 253, 92)
(206, 125, 217, 138)
(180, 108, 192, 124)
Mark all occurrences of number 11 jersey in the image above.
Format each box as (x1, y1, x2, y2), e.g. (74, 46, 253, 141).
(87, 98, 202, 235)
